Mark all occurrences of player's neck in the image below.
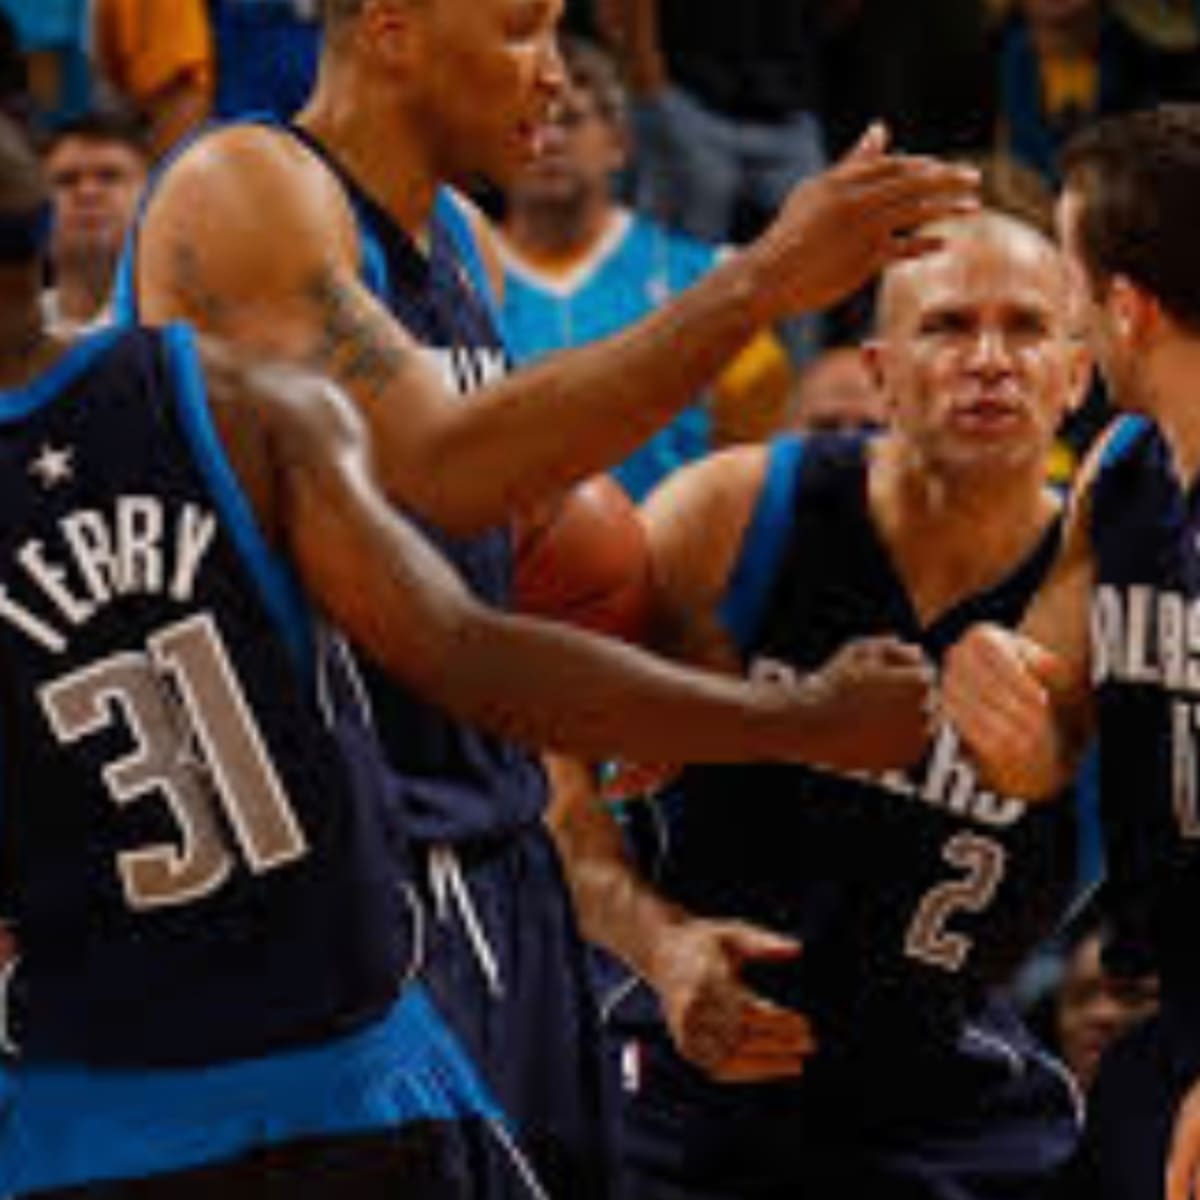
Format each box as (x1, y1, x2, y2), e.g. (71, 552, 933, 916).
(1140, 339, 1200, 490)
(53, 256, 115, 326)
(503, 199, 618, 274)
(870, 437, 1059, 624)
(296, 75, 438, 244)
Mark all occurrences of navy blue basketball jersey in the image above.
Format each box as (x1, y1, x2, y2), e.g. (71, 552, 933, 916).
(1089, 416, 1200, 1068)
(647, 435, 1079, 1065)
(0, 325, 413, 1066)
(115, 124, 546, 843)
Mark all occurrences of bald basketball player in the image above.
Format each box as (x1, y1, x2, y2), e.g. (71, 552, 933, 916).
(113, 1, 974, 1192)
(552, 211, 1093, 1198)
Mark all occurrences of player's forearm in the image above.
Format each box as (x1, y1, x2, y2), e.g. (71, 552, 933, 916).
(545, 754, 687, 981)
(420, 255, 777, 534)
(429, 608, 823, 764)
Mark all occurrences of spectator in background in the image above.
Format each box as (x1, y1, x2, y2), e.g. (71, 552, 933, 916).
(92, 0, 213, 158)
(1051, 915, 1159, 1094)
(42, 108, 149, 334)
(994, 0, 1199, 181)
(785, 344, 885, 434)
(595, 0, 834, 247)
(0, 11, 36, 136)
(211, 0, 320, 120)
(0, 0, 90, 127)
(820, 0, 994, 158)
(498, 37, 792, 499)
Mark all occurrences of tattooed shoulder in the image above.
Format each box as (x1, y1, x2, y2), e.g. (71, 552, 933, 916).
(302, 268, 408, 397)
(171, 240, 234, 333)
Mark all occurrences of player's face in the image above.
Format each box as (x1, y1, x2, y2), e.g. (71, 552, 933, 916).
(1056, 933, 1158, 1092)
(415, 0, 566, 189)
(45, 137, 147, 263)
(877, 232, 1085, 477)
(509, 78, 624, 211)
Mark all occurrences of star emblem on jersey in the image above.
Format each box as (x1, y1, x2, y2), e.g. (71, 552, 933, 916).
(29, 443, 75, 490)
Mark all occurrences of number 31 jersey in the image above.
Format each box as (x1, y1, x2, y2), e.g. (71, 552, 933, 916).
(0, 325, 413, 1067)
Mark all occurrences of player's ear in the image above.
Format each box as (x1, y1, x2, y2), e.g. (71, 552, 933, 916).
(357, 0, 423, 71)
(1108, 275, 1160, 350)
(1062, 334, 1094, 417)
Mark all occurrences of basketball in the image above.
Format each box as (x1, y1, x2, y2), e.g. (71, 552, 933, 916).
(513, 474, 654, 643)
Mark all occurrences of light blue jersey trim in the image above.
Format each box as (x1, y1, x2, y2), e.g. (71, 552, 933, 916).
(1099, 415, 1151, 472)
(718, 435, 807, 656)
(1072, 742, 1104, 903)
(436, 189, 501, 321)
(163, 324, 314, 682)
(0, 984, 504, 1192)
(0, 328, 123, 422)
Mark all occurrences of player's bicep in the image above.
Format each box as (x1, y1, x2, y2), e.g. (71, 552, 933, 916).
(640, 446, 766, 670)
(262, 375, 473, 689)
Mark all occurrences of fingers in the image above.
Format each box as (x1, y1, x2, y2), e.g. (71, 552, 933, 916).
(848, 634, 931, 670)
(945, 627, 1051, 738)
(1016, 635, 1075, 693)
(721, 921, 804, 966)
(682, 990, 816, 1083)
(843, 121, 890, 163)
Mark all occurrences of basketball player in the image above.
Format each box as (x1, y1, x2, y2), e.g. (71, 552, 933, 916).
(115, 1, 976, 1192)
(0, 120, 936, 1197)
(552, 210, 1093, 1197)
(942, 106, 1200, 1200)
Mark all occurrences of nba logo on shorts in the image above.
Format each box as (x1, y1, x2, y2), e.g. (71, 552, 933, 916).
(621, 1039, 644, 1094)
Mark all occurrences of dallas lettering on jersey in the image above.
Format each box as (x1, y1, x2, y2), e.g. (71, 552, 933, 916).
(0, 496, 217, 654)
(1092, 582, 1200, 837)
(752, 655, 1026, 830)
(421, 346, 507, 395)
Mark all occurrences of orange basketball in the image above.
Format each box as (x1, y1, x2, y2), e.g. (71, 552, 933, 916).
(513, 474, 654, 643)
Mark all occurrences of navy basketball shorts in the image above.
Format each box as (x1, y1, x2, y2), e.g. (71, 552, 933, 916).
(609, 999, 1080, 1199)
(418, 822, 620, 1200)
(23, 1119, 531, 1199)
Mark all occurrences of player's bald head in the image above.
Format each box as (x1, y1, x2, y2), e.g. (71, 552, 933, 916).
(876, 211, 1070, 334)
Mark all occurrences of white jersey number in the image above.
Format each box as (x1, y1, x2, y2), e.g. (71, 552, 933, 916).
(40, 613, 309, 910)
(903, 831, 1008, 972)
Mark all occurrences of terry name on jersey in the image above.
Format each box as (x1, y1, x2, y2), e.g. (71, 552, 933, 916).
(0, 495, 217, 655)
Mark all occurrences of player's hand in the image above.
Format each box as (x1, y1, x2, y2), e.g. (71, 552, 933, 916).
(1167, 1073, 1200, 1200)
(943, 623, 1069, 798)
(782, 635, 936, 772)
(648, 916, 815, 1083)
(745, 124, 979, 321)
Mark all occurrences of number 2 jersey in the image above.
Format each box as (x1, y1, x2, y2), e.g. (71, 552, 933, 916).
(0, 324, 414, 1066)
(624, 435, 1083, 1087)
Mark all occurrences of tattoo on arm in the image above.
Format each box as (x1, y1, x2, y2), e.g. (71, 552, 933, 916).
(302, 269, 409, 397)
(171, 240, 234, 333)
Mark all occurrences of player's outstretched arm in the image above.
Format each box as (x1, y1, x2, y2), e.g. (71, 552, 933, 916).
(138, 125, 976, 537)
(546, 755, 815, 1083)
(212, 350, 931, 768)
(943, 443, 1101, 799)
